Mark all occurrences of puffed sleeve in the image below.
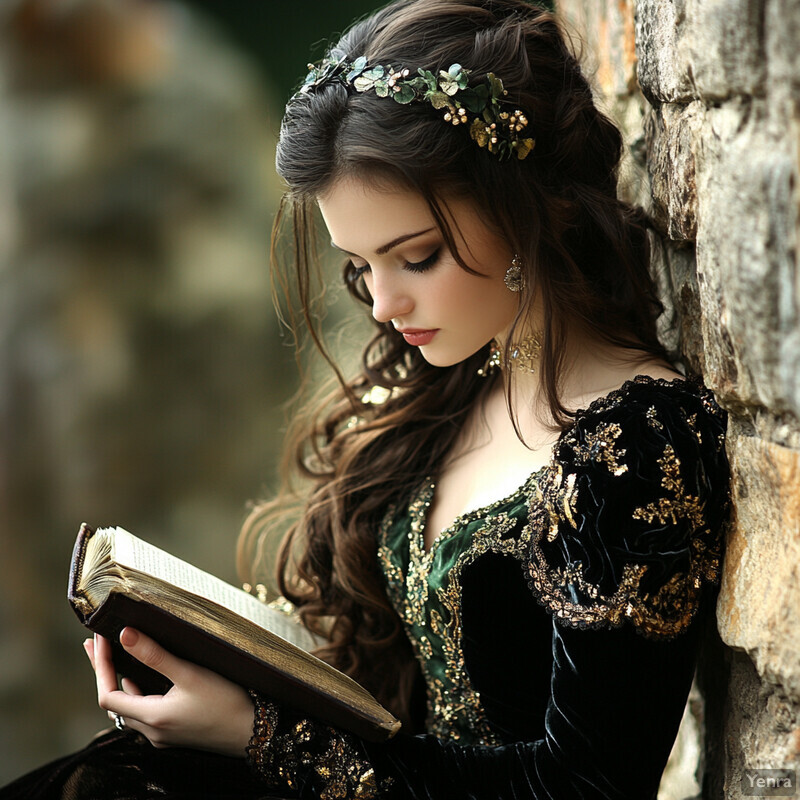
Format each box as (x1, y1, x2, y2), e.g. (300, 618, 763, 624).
(527, 376, 729, 639)
(244, 378, 731, 800)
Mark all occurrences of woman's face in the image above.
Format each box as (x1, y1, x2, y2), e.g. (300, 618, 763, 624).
(317, 177, 520, 368)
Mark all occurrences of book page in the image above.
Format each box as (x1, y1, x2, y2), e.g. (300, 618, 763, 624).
(104, 527, 320, 652)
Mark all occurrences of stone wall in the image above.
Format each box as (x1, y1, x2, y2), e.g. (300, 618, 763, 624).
(555, 1, 800, 797)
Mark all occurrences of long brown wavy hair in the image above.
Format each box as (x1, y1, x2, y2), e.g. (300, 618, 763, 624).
(237, 0, 669, 729)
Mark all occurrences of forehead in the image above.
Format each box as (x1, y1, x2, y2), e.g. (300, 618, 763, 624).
(317, 177, 434, 248)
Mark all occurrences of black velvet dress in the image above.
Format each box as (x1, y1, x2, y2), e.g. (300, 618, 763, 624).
(1, 375, 731, 800)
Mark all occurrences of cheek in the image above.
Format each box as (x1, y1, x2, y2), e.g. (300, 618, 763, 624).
(426, 270, 482, 316)
(436, 270, 515, 324)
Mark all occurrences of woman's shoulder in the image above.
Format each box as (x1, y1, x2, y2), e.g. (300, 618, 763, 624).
(555, 370, 727, 465)
(550, 370, 730, 523)
(525, 370, 731, 640)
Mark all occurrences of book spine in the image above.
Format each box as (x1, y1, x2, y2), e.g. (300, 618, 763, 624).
(67, 523, 95, 619)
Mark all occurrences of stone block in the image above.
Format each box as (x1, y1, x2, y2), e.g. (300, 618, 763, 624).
(635, 0, 766, 104)
(693, 100, 800, 418)
(634, 0, 694, 103)
(609, 91, 652, 209)
(643, 100, 704, 240)
(678, 0, 767, 101)
(766, 0, 800, 101)
(716, 432, 800, 703)
(648, 232, 705, 372)
(720, 652, 800, 795)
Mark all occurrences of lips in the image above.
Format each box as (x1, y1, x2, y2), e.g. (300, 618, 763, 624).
(397, 328, 439, 346)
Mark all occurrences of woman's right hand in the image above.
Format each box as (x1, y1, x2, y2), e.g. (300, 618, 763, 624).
(84, 628, 255, 758)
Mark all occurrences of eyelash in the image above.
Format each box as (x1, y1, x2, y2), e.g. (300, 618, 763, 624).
(352, 249, 440, 279)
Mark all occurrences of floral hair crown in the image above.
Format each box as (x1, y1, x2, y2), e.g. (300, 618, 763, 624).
(298, 55, 536, 161)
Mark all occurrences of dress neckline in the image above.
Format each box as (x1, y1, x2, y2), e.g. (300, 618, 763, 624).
(416, 372, 703, 554)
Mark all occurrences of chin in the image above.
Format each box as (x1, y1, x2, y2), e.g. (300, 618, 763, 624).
(419, 348, 476, 369)
(418, 351, 454, 369)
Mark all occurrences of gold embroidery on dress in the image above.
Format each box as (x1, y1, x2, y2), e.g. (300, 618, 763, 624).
(526, 404, 723, 639)
(541, 464, 578, 542)
(645, 405, 664, 430)
(378, 478, 532, 744)
(249, 698, 384, 800)
(405, 494, 433, 628)
(685, 412, 702, 443)
(312, 731, 381, 800)
(563, 421, 628, 476)
(431, 512, 520, 744)
(632, 444, 705, 529)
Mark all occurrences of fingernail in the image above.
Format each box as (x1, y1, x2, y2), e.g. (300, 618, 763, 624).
(120, 628, 138, 647)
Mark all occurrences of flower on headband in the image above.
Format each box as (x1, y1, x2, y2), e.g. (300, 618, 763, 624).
(296, 56, 536, 161)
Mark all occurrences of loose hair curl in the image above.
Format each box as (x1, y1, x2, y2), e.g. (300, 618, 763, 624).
(238, 0, 668, 729)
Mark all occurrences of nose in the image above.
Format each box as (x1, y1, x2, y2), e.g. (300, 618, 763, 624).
(369, 270, 414, 324)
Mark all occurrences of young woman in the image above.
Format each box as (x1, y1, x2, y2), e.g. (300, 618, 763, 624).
(3, 1, 731, 798)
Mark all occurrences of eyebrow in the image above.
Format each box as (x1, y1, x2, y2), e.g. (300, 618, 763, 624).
(331, 227, 435, 257)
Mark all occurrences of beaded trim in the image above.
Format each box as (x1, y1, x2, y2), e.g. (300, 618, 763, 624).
(298, 56, 536, 161)
(244, 689, 390, 798)
(245, 689, 282, 785)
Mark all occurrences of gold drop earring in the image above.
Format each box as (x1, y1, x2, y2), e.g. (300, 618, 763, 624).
(504, 254, 525, 292)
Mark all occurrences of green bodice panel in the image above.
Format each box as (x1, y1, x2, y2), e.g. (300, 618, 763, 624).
(379, 478, 535, 745)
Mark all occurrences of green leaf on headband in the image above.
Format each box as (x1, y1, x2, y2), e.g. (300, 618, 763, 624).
(459, 85, 489, 112)
(374, 80, 390, 97)
(418, 69, 437, 92)
(448, 63, 462, 78)
(362, 67, 385, 81)
(486, 73, 505, 102)
(515, 138, 536, 159)
(393, 84, 416, 104)
(346, 56, 368, 82)
(427, 90, 452, 110)
(439, 75, 460, 96)
(353, 76, 375, 92)
(469, 118, 490, 147)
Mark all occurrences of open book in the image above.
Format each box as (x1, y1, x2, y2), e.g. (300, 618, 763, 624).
(68, 523, 401, 742)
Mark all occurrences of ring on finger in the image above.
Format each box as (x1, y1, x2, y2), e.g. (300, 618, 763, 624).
(113, 712, 126, 731)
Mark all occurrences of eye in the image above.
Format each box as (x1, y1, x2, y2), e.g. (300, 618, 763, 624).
(347, 261, 370, 282)
(404, 248, 440, 274)
(346, 248, 440, 282)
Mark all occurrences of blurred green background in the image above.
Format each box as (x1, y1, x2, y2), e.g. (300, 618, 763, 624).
(0, 0, 379, 782)
(0, 0, 553, 783)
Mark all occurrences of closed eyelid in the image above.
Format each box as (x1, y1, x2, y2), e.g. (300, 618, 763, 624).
(351, 247, 440, 280)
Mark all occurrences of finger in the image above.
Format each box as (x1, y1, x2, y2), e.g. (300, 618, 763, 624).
(121, 676, 143, 696)
(118, 627, 187, 685)
(93, 632, 166, 727)
(94, 634, 121, 696)
(83, 638, 96, 670)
